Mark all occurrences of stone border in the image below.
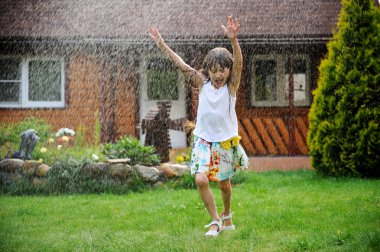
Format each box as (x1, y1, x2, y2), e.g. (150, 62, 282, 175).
(0, 159, 190, 187)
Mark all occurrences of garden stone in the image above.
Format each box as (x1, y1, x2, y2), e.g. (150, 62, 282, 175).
(0, 159, 24, 173)
(36, 164, 51, 177)
(168, 163, 189, 177)
(32, 177, 47, 186)
(106, 158, 131, 164)
(81, 163, 108, 178)
(22, 160, 40, 177)
(109, 163, 133, 179)
(153, 181, 165, 188)
(134, 165, 160, 183)
(159, 163, 177, 178)
(0, 172, 22, 187)
(10, 173, 23, 182)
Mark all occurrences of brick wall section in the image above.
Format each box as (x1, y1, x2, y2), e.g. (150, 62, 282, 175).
(0, 54, 137, 143)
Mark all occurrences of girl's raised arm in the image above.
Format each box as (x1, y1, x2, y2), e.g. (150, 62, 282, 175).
(221, 16, 243, 96)
(148, 27, 205, 87)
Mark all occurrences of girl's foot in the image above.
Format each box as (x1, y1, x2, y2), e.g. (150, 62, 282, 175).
(204, 219, 223, 237)
(220, 210, 235, 231)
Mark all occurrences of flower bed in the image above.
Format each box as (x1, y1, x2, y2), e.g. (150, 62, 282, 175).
(0, 118, 192, 194)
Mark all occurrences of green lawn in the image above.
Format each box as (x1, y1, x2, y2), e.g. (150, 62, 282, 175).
(1, 170, 379, 251)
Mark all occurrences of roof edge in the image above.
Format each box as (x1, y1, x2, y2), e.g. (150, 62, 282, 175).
(0, 34, 333, 46)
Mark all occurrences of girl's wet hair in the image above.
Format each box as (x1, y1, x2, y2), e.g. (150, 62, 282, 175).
(202, 47, 233, 83)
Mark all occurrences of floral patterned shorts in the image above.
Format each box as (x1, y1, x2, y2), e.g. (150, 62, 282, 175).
(190, 136, 249, 182)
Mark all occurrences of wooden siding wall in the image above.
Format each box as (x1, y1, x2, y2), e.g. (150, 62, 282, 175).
(98, 54, 138, 142)
(237, 109, 309, 156)
(0, 53, 137, 144)
(114, 57, 139, 140)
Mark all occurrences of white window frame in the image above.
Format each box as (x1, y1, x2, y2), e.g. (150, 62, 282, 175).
(0, 56, 65, 108)
(250, 54, 310, 107)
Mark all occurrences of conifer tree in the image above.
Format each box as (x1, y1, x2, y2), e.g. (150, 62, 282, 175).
(308, 0, 380, 177)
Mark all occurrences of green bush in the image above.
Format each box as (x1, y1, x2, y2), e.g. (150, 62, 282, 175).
(308, 0, 380, 177)
(101, 136, 161, 166)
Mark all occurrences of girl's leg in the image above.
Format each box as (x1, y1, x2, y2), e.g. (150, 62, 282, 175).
(218, 179, 233, 226)
(195, 173, 220, 231)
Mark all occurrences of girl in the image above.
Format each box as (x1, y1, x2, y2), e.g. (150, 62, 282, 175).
(149, 16, 248, 237)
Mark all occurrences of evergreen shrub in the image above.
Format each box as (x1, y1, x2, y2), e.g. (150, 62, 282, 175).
(308, 0, 380, 177)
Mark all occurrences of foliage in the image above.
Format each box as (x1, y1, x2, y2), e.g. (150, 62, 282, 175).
(0, 117, 52, 160)
(0, 117, 52, 146)
(48, 155, 147, 194)
(101, 136, 161, 166)
(164, 173, 197, 189)
(0, 117, 106, 165)
(75, 125, 87, 147)
(308, 0, 380, 177)
(1, 170, 379, 251)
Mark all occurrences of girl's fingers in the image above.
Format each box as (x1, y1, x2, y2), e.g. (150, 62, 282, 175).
(148, 27, 154, 35)
(221, 16, 240, 38)
(234, 18, 240, 31)
(228, 16, 232, 27)
(148, 26, 161, 40)
(225, 16, 239, 32)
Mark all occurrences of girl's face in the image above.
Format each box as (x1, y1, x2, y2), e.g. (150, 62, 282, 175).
(208, 64, 230, 89)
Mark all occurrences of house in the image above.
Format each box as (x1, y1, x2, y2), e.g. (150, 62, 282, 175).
(0, 0, 343, 158)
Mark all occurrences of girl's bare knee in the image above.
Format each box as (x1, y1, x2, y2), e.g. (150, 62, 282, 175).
(195, 173, 209, 188)
(218, 179, 231, 192)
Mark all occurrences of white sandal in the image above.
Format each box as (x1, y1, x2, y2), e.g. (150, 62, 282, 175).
(204, 219, 223, 237)
(221, 212, 235, 231)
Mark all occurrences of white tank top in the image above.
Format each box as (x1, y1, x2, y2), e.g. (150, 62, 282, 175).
(193, 81, 238, 142)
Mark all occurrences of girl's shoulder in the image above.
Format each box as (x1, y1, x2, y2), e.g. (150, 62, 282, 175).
(198, 79, 210, 92)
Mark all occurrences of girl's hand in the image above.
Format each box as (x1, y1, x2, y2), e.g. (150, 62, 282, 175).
(221, 16, 240, 40)
(149, 26, 164, 48)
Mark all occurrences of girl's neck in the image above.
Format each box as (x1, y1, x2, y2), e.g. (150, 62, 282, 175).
(211, 81, 225, 89)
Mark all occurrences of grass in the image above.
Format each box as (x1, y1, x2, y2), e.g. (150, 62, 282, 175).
(1, 170, 379, 251)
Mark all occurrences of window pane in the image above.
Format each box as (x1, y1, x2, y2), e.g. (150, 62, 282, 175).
(147, 58, 178, 100)
(285, 59, 306, 74)
(255, 60, 276, 101)
(285, 59, 307, 102)
(29, 60, 62, 101)
(0, 58, 21, 80)
(0, 82, 20, 102)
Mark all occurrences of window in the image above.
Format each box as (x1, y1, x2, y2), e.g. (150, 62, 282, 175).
(255, 60, 277, 102)
(251, 54, 310, 107)
(0, 58, 21, 103)
(147, 58, 178, 100)
(0, 57, 65, 108)
(285, 58, 308, 105)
